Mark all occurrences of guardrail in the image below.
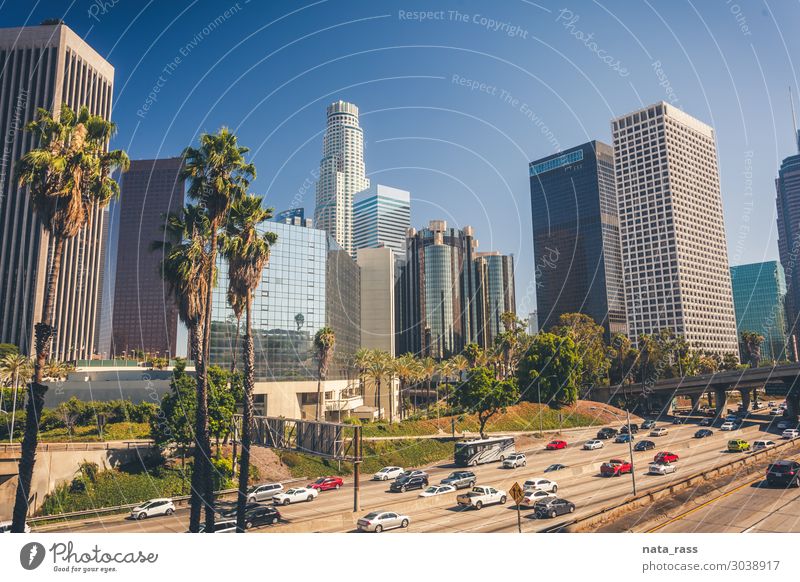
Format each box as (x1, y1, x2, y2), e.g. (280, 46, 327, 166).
(0, 441, 155, 453)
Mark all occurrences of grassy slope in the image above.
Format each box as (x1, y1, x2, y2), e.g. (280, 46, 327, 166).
(18, 422, 152, 443)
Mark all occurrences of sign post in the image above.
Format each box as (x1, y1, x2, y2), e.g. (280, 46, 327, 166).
(509, 482, 524, 533)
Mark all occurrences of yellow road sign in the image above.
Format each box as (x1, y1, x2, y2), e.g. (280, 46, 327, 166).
(509, 482, 524, 505)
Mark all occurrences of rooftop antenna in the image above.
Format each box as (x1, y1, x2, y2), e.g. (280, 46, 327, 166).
(792, 85, 800, 153)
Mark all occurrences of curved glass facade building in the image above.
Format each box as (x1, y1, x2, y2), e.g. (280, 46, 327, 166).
(730, 261, 788, 362)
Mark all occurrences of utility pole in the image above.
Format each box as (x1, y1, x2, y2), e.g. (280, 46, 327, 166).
(353, 426, 361, 513)
(625, 386, 637, 496)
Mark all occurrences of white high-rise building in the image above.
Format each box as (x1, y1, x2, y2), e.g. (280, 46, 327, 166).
(354, 184, 411, 260)
(612, 102, 738, 356)
(314, 101, 370, 257)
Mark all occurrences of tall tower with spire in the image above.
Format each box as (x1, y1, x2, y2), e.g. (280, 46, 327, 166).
(314, 101, 370, 257)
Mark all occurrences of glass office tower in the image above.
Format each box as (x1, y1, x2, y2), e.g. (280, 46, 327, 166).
(353, 184, 411, 260)
(210, 220, 360, 381)
(529, 141, 626, 340)
(776, 128, 800, 359)
(730, 261, 788, 362)
(473, 252, 516, 349)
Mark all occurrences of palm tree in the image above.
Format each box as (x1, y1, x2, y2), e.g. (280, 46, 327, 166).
(1, 355, 32, 443)
(420, 357, 437, 410)
(181, 128, 254, 532)
(12, 104, 128, 532)
(353, 348, 372, 400)
(393, 354, 418, 420)
(314, 328, 336, 421)
(219, 194, 276, 533)
(365, 351, 392, 421)
(740, 331, 765, 369)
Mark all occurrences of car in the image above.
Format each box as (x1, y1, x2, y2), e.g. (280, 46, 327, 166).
(441, 471, 477, 489)
(240, 505, 281, 529)
(195, 519, 237, 533)
(357, 511, 410, 532)
(396, 470, 428, 481)
(728, 439, 750, 452)
(703, 409, 717, 417)
(456, 486, 507, 509)
(308, 476, 343, 491)
(583, 439, 604, 450)
(777, 421, 792, 430)
(246, 483, 284, 503)
(650, 427, 669, 437)
(649, 462, 678, 475)
(372, 466, 403, 481)
(546, 440, 567, 450)
(220, 502, 262, 519)
(753, 440, 777, 451)
(634, 440, 655, 451)
(654, 451, 679, 464)
(130, 498, 175, 520)
(533, 498, 575, 519)
(725, 414, 739, 422)
(699, 418, 714, 426)
(0, 521, 31, 533)
(720, 421, 736, 431)
(596, 427, 618, 440)
(768, 400, 777, 407)
(783, 429, 800, 439)
(694, 429, 714, 438)
(502, 453, 527, 468)
(272, 487, 319, 505)
(766, 460, 800, 488)
(770, 408, 783, 416)
(390, 474, 428, 492)
(641, 420, 656, 430)
(619, 424, 639, 434)
(523, 478, 558, 493)
(544, 464, 567, 472)
(600, 458, 633, 477)
(615, 433, 634, 443)
(672, 417, 684, 425)
(419, 485, 455, 497)
(519, 489, 557, 507)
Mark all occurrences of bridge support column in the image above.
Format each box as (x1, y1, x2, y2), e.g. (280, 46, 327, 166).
(787, 393, 800, 423)
(752, 388, 760, 409)
(715, 386, 728, 417)
(739, 388, 751, 413)
(688, 392, 702, 414)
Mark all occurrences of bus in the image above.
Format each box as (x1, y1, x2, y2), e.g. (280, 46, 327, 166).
(454, 436, 515, 467)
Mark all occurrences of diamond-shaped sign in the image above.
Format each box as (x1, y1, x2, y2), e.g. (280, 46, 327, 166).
(509, 482, 524, 505)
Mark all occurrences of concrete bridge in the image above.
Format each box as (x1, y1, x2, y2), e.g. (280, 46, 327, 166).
(587, 363, 800, 420)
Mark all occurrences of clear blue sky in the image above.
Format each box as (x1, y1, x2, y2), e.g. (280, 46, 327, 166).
(3, 0, 799, 317)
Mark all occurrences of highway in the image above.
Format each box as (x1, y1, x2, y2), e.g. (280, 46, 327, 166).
(37, 414, 792, 533)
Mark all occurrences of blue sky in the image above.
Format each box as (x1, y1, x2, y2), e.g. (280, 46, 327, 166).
(3, 0, 799, 317)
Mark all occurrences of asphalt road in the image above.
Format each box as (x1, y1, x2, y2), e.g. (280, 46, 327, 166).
(38, 415, 790, 533)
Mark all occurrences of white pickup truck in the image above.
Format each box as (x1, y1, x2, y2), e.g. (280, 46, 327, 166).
(456, 486, 507, 510)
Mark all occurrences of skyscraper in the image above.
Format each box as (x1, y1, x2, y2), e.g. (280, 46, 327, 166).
(612, 102, 738, 355)
(357, 247, 396, 353)
(0, 22, 114, 360)
(472, 252, 516, 349)
(730, 261, 788, 362)
(528, 141, 627, 340)
(111, 158, 184, 358)
(776, 118, 800, 359)
(314, 100, 370, 257)
(354, 184, 411, 260)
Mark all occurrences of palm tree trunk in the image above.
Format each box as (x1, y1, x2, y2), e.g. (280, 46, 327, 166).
(315, 369, 322, 421)
(377, 379, 382, 421)
(236, 302, 255, 532)
(230, 315, 241, 373)
(388, 378, 394, 424)
(12, 236, 65, 532)
(188, 321, 206, 533)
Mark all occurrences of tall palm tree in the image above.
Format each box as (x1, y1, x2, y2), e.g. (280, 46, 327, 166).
(12, 104, 128, 532)
(219, 194, 276, 533)
(314, 327, 336, 421)
(393, 354, 417, 420)
(420, 357, 437, 410)
(181, 128, 254, 532)
(365, 351, 392, 421)
(353, 348, 372, 400)
(1, 355, 32, 443)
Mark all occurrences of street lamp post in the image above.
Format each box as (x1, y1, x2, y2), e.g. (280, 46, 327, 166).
(590, 404, 636, 497)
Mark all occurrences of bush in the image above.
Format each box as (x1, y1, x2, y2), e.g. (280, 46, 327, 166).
(342, 417, 361, 425)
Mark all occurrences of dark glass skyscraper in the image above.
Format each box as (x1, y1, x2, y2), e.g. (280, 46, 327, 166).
(776, 128, 800, 359)
(528, 141, 626, 339)
(473, 252, 515, 349)
(730, 261, 787, 362)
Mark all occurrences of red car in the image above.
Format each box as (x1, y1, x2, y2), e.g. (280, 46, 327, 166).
(308, 476, 343, 491)
(546, 440, 567, 450)
(654, 452, 679, 464)
(600, 458, 633, 477)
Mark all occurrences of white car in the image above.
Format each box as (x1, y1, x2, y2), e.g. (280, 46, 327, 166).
(272, 487, 319, 505)
(782, 429, 800, 439)
(0, 521, 31, 533)
(130, 498, 175, 520)
(373, 466, 404, 481)
(770, 408, 783, 416)
(649, 462, 677, 475)
(720, 421, 736, 431)
(583, 439, 604, 450)
(357, 511, 410, 532)
(247, 483, 284, 502)
(753, 440, 777, 451)
(418, 485, 455, 497)
(523, 478, 558, 493)
(650, 427, 669, 437)
(519, 489, 556, 507)
(502, 453, 527, 468)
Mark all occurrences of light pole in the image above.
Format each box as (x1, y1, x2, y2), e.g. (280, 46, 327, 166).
(537, 381, 544, 435)
(590, 404, 636, 496)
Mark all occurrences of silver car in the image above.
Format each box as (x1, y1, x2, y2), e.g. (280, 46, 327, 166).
(357, 511, 411, 533)
(247, 483, 284, 503)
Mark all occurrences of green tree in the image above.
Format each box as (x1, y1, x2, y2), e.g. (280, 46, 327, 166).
(740, 331, 764, 368)
(720, 352, 740, 371)
(551, 313, 609, 388)
(449, 367, 519, 438)
(517, 332, 582, 405)
(150, 359, 196, 455)
(608, 333, 637, 386)
(12, 104, 128, 532)
(313, 327, 336, 421)
(463, 343, 488, 368)
(0, 344, 19, 360)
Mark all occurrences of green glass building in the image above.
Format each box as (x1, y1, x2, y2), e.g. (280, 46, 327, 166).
(730, 261, 788, 362)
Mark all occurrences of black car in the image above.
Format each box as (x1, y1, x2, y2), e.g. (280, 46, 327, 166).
(596, 427, 618, 440)
(766, 460, 800, 488)
(440, 471, 476, 489)
(620, 424, 639, 434)
(634, 440, 655, 451)
(694, 429, 713, 438)
(237, 505, 281, 529)
(220, 502, 261, 518)
(699, 418, 713, 426)
(544, 464, 567, 473)
(390, 475, 428, 492)
(533, 498, 575, 519)
(641, 420, 656, 430)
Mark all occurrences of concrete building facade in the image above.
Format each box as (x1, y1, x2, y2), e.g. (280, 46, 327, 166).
(357, 247, 395, 354)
